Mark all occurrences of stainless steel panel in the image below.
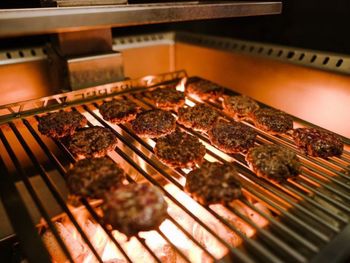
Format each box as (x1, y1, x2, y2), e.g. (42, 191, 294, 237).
(0, 2, 282, 37)
(66, 52, 124, 90)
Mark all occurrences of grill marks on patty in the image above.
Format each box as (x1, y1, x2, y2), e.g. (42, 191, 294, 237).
(67, 157, 125, 199)
(208, 119, 257, 154)
(99, 99, 140, 124)
(185, 162, 241, 205)
(102, 184, 168, 237)
(38, 110, 87, 138)
(292, 128, 343, 158)
(68, 126, 118, 159)
(154, 129, 206, 168)
(131, 110, 176, 138)
(177, 104, 219, 132)
(246, 144, 301, 182)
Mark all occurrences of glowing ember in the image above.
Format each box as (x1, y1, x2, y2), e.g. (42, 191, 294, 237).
(42, 185, 270, 263)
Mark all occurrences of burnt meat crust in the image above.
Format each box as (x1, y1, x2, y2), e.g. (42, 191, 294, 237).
(131, 110, 176, 138)
(252, 108, 293, 134)
(185, 77, 224, 100)
(38, 110, 87, 138)
(67, 157, 125, 199)
(185, 162, 241, 205)
(154, 129, 206, 168)
(177, 104, 219, 132)
(222, 95, 260, 121)
(99, 99, 140, 124)
(208, 119, 257, 154)
(292, 128, 343, 158)
(148, 87, 185, 111)
(68, 126, 118, 159)
(246, 144, 301, 182)
(102, 184, 168, 236)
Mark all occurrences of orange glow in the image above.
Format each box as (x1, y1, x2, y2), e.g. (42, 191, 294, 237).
(41, 186, 271, 262)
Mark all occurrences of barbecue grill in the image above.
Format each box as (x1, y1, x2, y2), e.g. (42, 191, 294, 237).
(0, 69, 350, 263)
(1, 1, 350, 263)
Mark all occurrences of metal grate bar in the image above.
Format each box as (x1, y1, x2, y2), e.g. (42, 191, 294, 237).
(24, 118, 154, 263)
(239, 198, 319, 253)
(7, 122, 104, 263)
(80, 117, 195, 263)
(133, 95, 342, 237)
(112, 95, 334, 256)
(226, 204, 307, 263)
(203, 98, 350, 181)
(1, 73, 350, 263)
(104, 131, 253, 262)
(181, 123, 345, 232)
(182, 98, 350, 213)
(0, 144, 52, 263)
(114, 119, 313, 260)
(156, 229, 191, 263)
(83, 105, 296, 262)
(0, 128, 74, 263)
(123, 173, 216, 261)
(82, 105, 255, 262)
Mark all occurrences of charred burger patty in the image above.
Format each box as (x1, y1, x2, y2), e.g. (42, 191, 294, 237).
(246, 144, 300, 182)
(102, 184, 168, 236)
(185, 162, 241, 205)
(38, 110, 87, 138)
(67, 157, 125, 199)
(292, 128, 343, 158)
(68, 126, 118, 159)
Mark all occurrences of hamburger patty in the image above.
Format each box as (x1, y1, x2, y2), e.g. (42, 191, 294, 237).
(154, 129, 206, 168)
(292, 128, 343, 158)
(222, 95, 260, 121)
(246, 144, 301, 182)
(68, 126, 118, 159)
(99, 99, 140, 124)
(177, 104, 219, 132)
(38, 110, 87, 138)
(148, 87, 185, 111)
(252, 108, 293, 134)
(208, 119, 257, 154)
(102, 183, 168, 236)
(67, 157, 125, 199)
(185, 77, 224, 101)
(185, 162, 241, 205)
(131, 110, 176, 138)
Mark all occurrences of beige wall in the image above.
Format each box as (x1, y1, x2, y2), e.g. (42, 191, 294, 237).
(175, 43, 350, 138)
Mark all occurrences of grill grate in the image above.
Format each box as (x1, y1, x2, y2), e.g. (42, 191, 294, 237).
(0, 71, 349, 263)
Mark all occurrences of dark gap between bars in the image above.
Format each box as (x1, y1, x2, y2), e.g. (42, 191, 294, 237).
(96, 93, 331, 253)
(200, 97, 350, 181)
(132, 93, 344, 235)
(78, 105, 256, 262)
(0, 128, 74, 263)
(25, 118, 155, 263)
(129, 95, 339, 247)
(83, 104, 291, 263)
(6, 122, 105, 263)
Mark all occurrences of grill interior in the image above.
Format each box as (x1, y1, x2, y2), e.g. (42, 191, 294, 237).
(0, 70, 350, 263)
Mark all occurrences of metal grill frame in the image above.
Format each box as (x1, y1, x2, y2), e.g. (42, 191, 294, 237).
(0, 70, 350, 263)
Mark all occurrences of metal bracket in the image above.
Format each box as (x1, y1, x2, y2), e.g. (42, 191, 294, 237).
(49, 28, 125, 90)
(0, 70, 187, 124)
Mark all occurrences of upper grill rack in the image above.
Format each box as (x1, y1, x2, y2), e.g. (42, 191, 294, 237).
(0, 71, 350, 263)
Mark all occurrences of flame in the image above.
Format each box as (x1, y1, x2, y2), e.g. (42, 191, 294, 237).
(175, 77, 187, 92)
